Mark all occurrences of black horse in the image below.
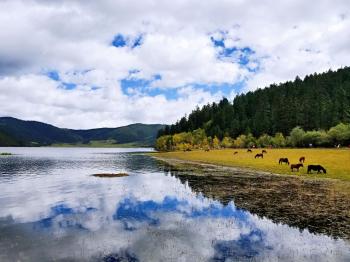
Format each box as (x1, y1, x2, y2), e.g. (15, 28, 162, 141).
(255, 153, 263, 159)
(307, 165, 327, 174)
(247, 149, 252, 153)
(291, 163, 303, 171)
(262, 150, 267, 154)
(299, 156, 305, 163)
(279, 158, 290, 165)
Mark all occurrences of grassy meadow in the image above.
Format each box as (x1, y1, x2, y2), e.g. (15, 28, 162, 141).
(153, 148, 350, 181)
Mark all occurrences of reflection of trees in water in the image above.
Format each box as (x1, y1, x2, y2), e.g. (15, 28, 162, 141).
(159, 161, 350, 240)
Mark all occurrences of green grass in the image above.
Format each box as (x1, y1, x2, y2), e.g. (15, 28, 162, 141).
(153, 148, 350, 181)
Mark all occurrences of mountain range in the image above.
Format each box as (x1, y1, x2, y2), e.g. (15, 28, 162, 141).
(0, 117, 164, 147)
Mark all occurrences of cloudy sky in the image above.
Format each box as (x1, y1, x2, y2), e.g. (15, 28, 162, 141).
(0, 0, 349, 129)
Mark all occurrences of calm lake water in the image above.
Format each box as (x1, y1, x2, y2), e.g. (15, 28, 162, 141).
(0, 147, 349, 262)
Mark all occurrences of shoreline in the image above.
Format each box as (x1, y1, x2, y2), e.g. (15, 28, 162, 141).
(151, 154, 342, 183)
(151, 154, 350, 240)
(150, 148, 350, 181)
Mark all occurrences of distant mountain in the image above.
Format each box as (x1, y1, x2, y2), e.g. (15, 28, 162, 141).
(71, 124, 165, 146)
(0, 117, 164, 147)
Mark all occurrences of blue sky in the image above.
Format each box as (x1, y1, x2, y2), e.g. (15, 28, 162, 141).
(0, 0, 348, 128)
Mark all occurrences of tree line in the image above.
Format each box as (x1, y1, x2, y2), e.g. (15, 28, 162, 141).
(158, 67, 350, 140)
(155, 123, 350, 151)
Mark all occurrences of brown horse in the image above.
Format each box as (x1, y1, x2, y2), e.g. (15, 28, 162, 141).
(262, 150, 267, 154)
(307, 165, 327, 174)
(299, 156, 305, 163)
(279, 158, 290, 165)
(204, 148, 210, 152)
(247, 149, 252, 153)
(255, 153, 263, 159)
(291, 163, 303, 172)
(233, 151, 238, 155)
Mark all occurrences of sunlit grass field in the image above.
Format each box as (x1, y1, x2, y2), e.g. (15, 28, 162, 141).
(154, 148, 350, 181)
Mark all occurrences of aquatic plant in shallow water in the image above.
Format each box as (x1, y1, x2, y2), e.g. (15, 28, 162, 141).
(92, 173, 129, 177)
(0, 152, 12, 155)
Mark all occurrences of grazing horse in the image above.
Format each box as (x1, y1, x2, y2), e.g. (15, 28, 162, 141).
(204, 148, 210, 152)
(233, 151, 238, 155)
(262, 150, 267, 154)
(247, 149, 252, 153)
(307, 165, 327, 174)
(291, 163, 303, 172)
(255, 153, 263, 159)
(299, 156, 305, 163)
(279, 158, 290, 165)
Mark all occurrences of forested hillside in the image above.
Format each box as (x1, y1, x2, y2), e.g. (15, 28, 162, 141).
(158, 67, 350, 139)
(0, 117, 163, 147)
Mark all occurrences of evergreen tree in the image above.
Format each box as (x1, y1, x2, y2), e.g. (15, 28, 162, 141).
(157, 67, 350, 139)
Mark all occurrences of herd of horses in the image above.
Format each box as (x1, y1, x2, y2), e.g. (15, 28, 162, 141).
(200, 148, 327, 174)
(241, 149, 327, 174)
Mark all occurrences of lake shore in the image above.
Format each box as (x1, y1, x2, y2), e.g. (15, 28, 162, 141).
(151, 148, 350, 181)
(152, 155, 350, 240)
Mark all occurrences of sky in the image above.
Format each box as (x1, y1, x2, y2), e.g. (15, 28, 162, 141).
(0, 0, 349, 129)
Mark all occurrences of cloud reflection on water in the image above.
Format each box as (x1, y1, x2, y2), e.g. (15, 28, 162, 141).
(0, 147, 349, 261)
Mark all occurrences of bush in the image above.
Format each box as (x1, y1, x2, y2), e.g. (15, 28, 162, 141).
(245, 133, 256, 148)
(221, 136, 233, 148)
(155, 135, 173, 151)
(155, 122, 350, 151)
(233, 135, 247, 148)
(257, 134, 273, 147)
(213, 136, 221, 149)
(328, 123, 350, 145)
(289, 126, 305, 147)
(302, 130, 331, 147)
(272, 133, 286, 147)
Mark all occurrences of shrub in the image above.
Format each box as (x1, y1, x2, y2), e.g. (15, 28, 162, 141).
(289, 126, 306, 147)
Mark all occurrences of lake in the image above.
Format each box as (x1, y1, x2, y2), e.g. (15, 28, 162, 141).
(0, 147, 349, 261)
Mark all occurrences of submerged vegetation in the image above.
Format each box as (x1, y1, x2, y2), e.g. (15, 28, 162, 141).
(91, 173, 129, 178)
(0, 152, 12, 155)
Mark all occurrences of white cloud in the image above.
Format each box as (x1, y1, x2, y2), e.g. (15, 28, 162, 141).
(0, 74, 220, 128)
(0, 0, 349, 127)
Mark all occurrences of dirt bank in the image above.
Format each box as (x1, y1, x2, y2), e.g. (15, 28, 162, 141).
(155, 157, 350, 240)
